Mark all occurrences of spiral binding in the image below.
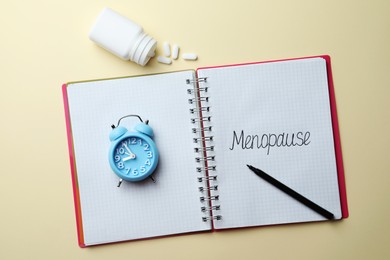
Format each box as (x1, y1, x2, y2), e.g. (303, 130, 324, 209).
(200, 195, 219, 202)
(194, 145, 214, 152)
(188, 97, 209, 104)
(196, 166, 216, 173)
(202, 215, 222, 222)
(195, 156, 215, 163)
(191, 116, 211, 123)
(190, 107, 210, 114)
(193, 136, 213, 143)
(199, 185, 218, 192)
(192, 126, 212, 133)
(197, 175, 217, 182)
(187, 76, 222, 223)
(201, 205, 220, 212)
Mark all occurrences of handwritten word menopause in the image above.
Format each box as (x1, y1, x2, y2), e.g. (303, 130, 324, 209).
(229, 130, 311, 155)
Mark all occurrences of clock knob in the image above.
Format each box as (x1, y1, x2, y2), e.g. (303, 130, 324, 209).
(109, 126, 128, 141)
(134, 123, 154, 138)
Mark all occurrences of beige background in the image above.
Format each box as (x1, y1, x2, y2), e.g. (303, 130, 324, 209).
(0, 0, 389, 259)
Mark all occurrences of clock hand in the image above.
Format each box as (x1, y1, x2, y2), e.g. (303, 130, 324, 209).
(122, 143, 136, 159)
(122, 156, 134, 162)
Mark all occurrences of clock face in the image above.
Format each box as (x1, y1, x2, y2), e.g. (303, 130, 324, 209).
(112, 136, 157, 180)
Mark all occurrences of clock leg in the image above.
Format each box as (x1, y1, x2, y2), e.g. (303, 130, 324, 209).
(149, 176, 156, 183)
(117, 179, 123, 187)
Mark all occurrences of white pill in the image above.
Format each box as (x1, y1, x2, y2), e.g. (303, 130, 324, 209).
(163, 42, 171, 57)
(182, 53, 198, 60)
(157, 56, 172, 64)
(172, 44, 180, 60)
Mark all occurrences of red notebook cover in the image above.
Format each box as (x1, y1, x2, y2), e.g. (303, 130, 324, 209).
(63, 84, 85, 247)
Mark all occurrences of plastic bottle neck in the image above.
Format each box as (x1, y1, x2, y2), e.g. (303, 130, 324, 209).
(129, 33, 157, 66)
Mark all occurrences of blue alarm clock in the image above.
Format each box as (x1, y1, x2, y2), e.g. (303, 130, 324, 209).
(108, 115, 159, 187)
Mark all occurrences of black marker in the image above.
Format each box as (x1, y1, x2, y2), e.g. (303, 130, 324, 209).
(247, 165, 335, 220)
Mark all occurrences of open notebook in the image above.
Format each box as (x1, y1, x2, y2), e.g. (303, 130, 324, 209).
(63, 56, 348, 247)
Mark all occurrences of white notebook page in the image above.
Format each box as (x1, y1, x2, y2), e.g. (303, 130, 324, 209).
(66, 71, 210, 245)
(197, 58, 342, 229)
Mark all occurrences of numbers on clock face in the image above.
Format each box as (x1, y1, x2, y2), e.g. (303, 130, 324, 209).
(114, 137, 154, 176)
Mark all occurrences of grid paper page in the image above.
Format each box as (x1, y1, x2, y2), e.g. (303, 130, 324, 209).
(66, 71, 210, 245)
(197, 58, 342, 229)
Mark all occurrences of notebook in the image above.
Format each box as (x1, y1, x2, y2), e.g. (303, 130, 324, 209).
(63, 55, 348, 247)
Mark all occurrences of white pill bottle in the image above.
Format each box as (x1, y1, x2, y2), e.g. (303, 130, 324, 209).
(89, 7, 157, 66)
